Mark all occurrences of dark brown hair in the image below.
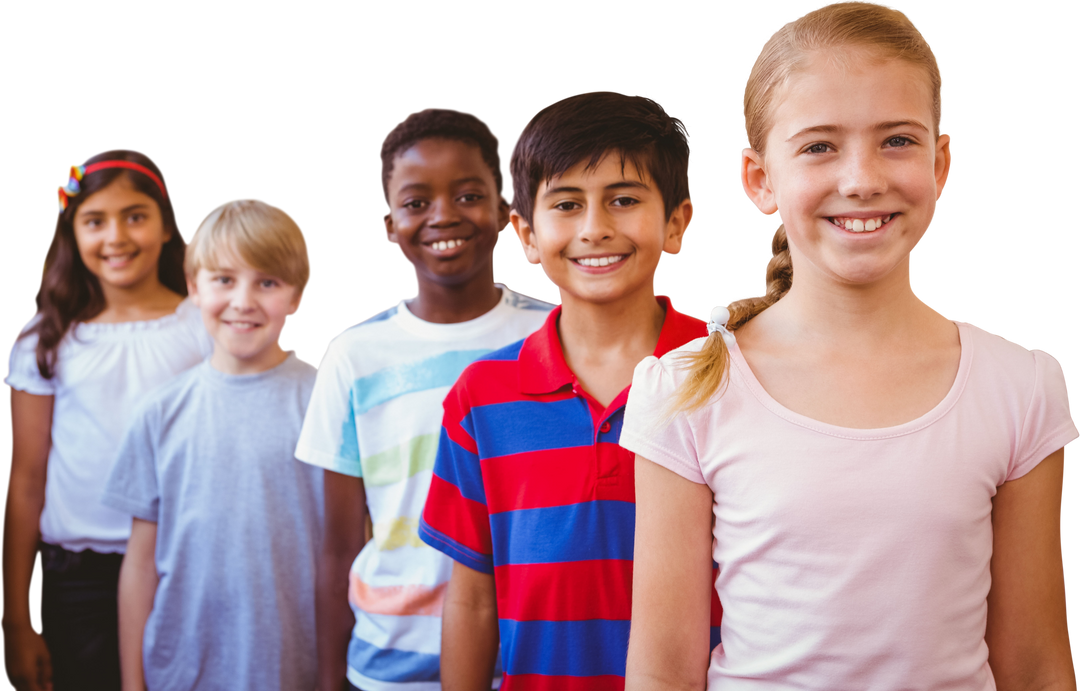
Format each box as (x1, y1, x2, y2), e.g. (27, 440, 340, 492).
(381, 109, 503, 199)
(25, 150, 187, 378)
(509, 92, 690, 226)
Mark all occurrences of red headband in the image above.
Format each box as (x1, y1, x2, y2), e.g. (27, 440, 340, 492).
(83, 160, 168, 198)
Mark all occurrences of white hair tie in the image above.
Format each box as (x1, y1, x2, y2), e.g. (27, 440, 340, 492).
(707, 305, 736, 346)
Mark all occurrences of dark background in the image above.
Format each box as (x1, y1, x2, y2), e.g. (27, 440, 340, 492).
(6, 5, 1071, 377)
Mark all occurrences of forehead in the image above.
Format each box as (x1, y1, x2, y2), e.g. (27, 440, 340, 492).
(77, 176, 156, 213)
(768, 50, 934, 143)
(388, 138, 495, 192)
(541, 151, 655, 192)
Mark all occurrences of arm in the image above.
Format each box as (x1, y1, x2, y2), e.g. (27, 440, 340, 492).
(3, 389, 53, 691)
(441, 561, 499, 691)
(625, 455, 715, 691)
(317, 470, 366, 691)
(117, 518, 158, 691)
(985, 448, 1075, 690)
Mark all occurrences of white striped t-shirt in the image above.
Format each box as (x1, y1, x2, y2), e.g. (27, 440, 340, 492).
(295, 286, 551, 691)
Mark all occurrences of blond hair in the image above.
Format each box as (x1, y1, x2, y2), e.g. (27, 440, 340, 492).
(672, 2, 940, 414)
(186, 200, 310, 294)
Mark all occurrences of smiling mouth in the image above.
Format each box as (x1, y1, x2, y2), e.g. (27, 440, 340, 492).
(423, 238, 468, 251)
(828, 214, 897, 233)
(102, 251, 138, 265)
(571, 254, 629, 268)
(224, 320, 261, 330)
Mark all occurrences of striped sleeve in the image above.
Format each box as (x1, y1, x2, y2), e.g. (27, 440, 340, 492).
(419, 377, 493, 573)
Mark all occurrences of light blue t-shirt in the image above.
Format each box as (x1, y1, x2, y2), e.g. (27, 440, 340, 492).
(103, 354, 322, 691)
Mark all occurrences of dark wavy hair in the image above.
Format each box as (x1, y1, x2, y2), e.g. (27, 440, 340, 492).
(25, 150, 187, 378)
(380, 108, 503, 199)
(510, 92, 690, 226)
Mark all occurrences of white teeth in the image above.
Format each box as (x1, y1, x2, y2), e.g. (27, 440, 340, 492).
(430, 238, 466, 251)
(833, 214, 892, 233)
(576, 255, 625, 267)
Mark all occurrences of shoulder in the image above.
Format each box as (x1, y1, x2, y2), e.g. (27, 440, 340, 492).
(961, 322, 1064, 392)
(446, 339, 526, 408)
(281, 354, 318, 395)
(8, 314, 43, 361)
(316, 305, 404, 370)
(500, 286, 555, 314)
(635, 337, 708, 394)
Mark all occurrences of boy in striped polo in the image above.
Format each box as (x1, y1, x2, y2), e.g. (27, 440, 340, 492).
(296, 109, 552, 691)
(420, 92, 722, 689)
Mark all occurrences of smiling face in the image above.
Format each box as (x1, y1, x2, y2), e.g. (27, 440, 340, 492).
(511, 152, 691, 308)
(384, 138, 508, 291)
(72, 176, 171, 295)
(189, 255, 300, 375)
(743, 49, 950, 289)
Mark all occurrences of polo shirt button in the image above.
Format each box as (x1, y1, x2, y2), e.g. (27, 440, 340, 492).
(599, 422, 611, 434)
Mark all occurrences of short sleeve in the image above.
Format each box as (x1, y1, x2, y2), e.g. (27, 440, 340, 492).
(295, 340, 362, 477)
(5, 324, 55, 396)
(418, 379, 493, 574)
(620, 354, 707, 485)
(100, 403, 162, 522)
(1006, 350, 1078, 481)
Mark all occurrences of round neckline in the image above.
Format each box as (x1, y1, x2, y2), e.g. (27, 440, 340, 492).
(726, 321, 973, 440)
(392, 285, 516, 341)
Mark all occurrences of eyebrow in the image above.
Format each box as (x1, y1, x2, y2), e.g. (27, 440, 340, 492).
(785, 119, 930, 142)
(541, 180, 651, 198)
(77, 203, 152, 217)
(396, 177, 490, 194)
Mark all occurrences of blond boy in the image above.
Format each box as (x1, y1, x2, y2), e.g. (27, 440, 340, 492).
(103, 200, 323, 690)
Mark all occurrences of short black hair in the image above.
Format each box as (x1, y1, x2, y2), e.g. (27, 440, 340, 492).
(381, 109, 502, 199)
(510, 92, 689, 226)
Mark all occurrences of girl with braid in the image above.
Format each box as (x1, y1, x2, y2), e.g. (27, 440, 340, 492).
(621, 3, 1076, 689)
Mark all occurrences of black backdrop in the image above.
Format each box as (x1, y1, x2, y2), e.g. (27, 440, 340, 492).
(6, 4, 1071, 384)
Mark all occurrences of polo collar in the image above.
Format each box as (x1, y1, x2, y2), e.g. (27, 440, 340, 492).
(518, 296, 705, 395)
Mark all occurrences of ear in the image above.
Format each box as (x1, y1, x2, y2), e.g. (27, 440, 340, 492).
(186, 277, 201, 307)
(384, 213, 398, 243)
(742, 148, 778, 215)
(510, 209, 542, 265)
(934, 134, 951, 200)
(287, 286, 302, 316)
(662, 199, 693, 255)
(496, 197, 510, 232)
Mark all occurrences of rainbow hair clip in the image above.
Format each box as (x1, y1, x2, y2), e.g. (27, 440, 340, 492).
(57, 165, 85, 212)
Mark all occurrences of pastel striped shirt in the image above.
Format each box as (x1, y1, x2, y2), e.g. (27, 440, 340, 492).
(295, 286, 552, 691)
(420, 298, 722, 689)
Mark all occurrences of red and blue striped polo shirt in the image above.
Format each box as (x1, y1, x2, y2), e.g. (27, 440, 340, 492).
(420, 297, 722, 689)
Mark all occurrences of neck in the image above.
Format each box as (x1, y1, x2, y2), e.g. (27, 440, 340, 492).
(771, 255, 940, 344)
(557, 283, 665, 365)
(407, 267, 502, 324)
(95, 276, 182, 323)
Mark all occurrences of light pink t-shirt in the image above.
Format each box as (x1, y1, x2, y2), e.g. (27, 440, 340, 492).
(621, 322, 1076, 690)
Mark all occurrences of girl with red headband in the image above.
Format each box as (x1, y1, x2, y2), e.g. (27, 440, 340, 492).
(3, 151, 211, 690)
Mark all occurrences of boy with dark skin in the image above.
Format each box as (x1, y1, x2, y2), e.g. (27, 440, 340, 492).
(420, 92, 722, 690)
(296, 109, 551, 691)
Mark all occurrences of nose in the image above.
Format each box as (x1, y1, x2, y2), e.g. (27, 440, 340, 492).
(837, 145, 888, 199)
(427, 196, 461, 227)
(103, 217, 130, 245)
(578, 203, 615, 244)
(229, 281, 256, 312)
